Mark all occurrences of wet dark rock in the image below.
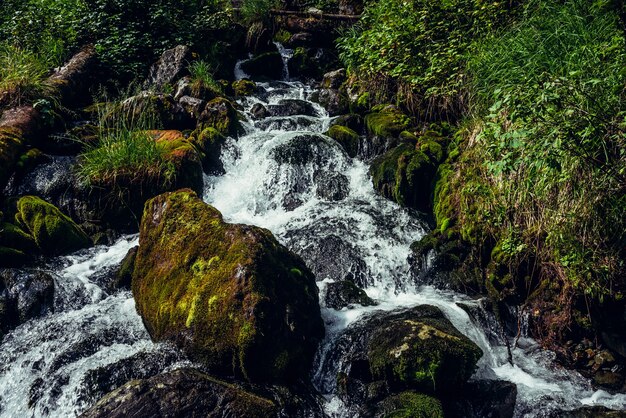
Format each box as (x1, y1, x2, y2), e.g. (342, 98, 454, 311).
(173, 76, 192, 101)
(110, 246, 138, 291)
(288, 47, 321, 80)
(145, 45, 192, 90)
(0, 269, 54, 335)
(593, 370, 625, 392)
(300, 234, 368, 286)
(77, 349, 182, 407)
(315, 88, 349, 116)
(315, 172, 350, 201)
(443, 380, 517, 418)
(240, 52, 284, 80)
(321, 69, 346, 90)
(288, 32, 315, 48)
(331, 113, 363, 133)
(251, 103, 269, 119)
(79, 368, 279, 418)
(268, 99, 319, 117)
(255, 116, 317, 131)
(178, 95, 205, 118)
(271, 134, 331, 165)
(324, 281, 375, 310)
(558, 406, 626, 417)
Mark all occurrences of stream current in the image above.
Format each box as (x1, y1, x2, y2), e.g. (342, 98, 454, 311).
(0, 51, 625, 417)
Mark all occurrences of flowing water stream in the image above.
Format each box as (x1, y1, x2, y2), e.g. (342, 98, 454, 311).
(0, 52, 625, 417)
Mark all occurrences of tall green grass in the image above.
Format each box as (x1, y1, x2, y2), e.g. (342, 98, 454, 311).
(188, 60, 223, 97)
(0, 42, 62, 106)
(77, 101, 174, 188)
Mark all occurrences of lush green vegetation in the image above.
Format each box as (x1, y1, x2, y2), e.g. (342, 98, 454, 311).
(345, 0, 626, 343)
(77, 102, 174, 188)
(338, 0, 514, 118)
(0, 0, 234, 80)
(451, 0, 625, 322)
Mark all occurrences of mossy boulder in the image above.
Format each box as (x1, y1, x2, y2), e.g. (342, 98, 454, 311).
(199, 97, 242, 138)
(149, 130, 204, 193)
(326, 125, 359, 158)
(14, 196, 91, 256)
(366, 306, 482, 393)
(370, 143, 438, 211)
(240, 52, 284, 80)
(132, 189, 324, 383)
(321, 306, 482, 409)
(232, 79, 257, 97)
(375, 391, 444, 418)
(365, 106, 410, 138)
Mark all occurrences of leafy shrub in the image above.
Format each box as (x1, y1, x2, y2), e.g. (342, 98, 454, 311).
(338, 0, 514, 119)
(0, 0, 234, 81)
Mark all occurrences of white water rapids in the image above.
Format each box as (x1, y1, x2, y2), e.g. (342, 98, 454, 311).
(0, 54, 624, 417)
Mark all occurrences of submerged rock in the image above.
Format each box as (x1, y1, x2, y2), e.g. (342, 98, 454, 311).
(0, 268, 54, 336)
(199, 97, 242, 137)
(324, 280, 375, 310)
(268, 99, 319, 118)
(79, 368, 278, 418)
(132, 189, 324, 383)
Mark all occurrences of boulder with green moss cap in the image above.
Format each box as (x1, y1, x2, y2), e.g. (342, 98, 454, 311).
(132, 189, 324, 383)
(14, 196, 92, 256)
(326, 125, 359, 158)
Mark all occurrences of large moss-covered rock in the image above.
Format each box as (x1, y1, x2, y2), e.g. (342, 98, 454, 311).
(132, 189, 324, 383)
(365, 106, 410, 138)
(232, 79, 257, 97)
(14, 196, 91, 256)
(319, 306, 482, 409)
(370, 143, 438, 211)
(80, 368, 278, 418)
(0, 221, 38, 266)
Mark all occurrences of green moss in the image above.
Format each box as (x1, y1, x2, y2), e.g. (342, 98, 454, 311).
(326, 125, 359, 158)
(273, 29, 291, 44)
(419, 141, 443, 163)
(190, 127, 226, 173)
(200, 97, 241, 137)
(132, 189, 324, 383)
(0, 246, 32, 267)
(0, 221, 37, 253)
(370, 143, 437, 211)
(365, 106, 410, 138)
(399, 131, 419, 143)
(367, 306, 482, 393)
(232, 79, 256, 97)
(378, 392, 444, 418)
(14, 196, 91, 256)
(350, 92, 370, 114)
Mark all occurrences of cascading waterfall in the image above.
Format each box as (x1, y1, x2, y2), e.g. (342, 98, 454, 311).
(0, 48, 625, 417)
(0, 237, 186, 417)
